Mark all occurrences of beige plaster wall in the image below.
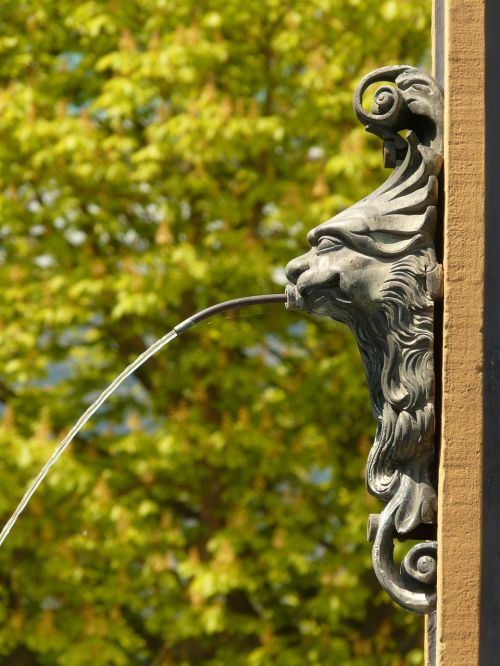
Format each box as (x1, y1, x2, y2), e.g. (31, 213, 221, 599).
(437, 1, 485, 664)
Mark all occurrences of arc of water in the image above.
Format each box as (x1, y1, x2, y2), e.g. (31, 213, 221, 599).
(0, 294, 286, 547)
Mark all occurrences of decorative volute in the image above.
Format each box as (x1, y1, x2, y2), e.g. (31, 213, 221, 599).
(285, 66, 443, 614)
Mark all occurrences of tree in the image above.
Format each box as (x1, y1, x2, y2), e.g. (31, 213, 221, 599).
(0, 1, 431, 663)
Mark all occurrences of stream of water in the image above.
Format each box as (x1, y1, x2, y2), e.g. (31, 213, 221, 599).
(0, 294, 286, 548)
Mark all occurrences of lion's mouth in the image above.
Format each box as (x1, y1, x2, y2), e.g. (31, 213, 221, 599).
(286, 275, 351, 313)
(301, 274, 350, 302)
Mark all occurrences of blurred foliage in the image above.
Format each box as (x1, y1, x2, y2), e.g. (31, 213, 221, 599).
(0, 0, 431, 664)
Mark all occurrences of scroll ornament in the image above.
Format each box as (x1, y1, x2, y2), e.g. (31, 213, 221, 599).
(285, 66, 443, 614)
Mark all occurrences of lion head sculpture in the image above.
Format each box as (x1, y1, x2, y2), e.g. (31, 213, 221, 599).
(285, 66, 443, 613)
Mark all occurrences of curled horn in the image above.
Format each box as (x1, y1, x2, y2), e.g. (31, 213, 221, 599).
(353, 65, 413, 141)
(353, 65, 444, 154)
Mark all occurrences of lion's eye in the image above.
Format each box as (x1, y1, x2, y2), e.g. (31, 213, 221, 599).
(316, 236, 342, 254)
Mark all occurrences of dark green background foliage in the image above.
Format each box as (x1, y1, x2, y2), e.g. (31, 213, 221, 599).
(0, 1, 431, 663)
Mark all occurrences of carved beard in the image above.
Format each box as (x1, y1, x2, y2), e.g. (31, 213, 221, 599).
(348, 249, 437, 534)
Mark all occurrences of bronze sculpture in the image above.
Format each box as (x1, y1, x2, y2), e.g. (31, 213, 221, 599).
(285, 66, 443, 614)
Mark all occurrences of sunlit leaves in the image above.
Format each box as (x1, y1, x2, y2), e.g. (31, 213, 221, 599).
(0, 0, 430, 663)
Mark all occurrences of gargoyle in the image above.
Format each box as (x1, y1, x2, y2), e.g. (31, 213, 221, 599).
(285, 66, 443, 614)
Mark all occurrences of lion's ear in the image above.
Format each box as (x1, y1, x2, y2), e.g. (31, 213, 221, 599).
(425, 263, 443, 300)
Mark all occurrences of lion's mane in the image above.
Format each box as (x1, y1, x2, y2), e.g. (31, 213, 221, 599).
(352, 249, 437, 533)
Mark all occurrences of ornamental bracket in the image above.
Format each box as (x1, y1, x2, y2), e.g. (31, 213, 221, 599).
(285, 65, 443, 614)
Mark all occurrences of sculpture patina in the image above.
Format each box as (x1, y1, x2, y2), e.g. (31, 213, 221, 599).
(285, 65, 443, 614)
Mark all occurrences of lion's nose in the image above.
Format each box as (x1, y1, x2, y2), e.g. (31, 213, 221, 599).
(285, 253, 310, 284)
